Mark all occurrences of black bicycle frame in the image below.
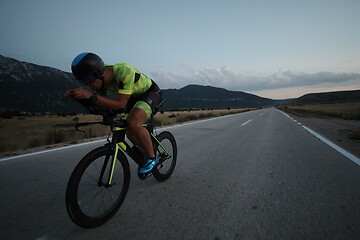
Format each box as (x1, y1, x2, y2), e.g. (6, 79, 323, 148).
(105, 123, 172, 185)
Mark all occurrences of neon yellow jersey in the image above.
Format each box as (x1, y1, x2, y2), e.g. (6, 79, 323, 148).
(105, 63, 152, 97)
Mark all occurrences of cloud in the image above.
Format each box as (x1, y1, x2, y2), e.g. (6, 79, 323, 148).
(149, 68, 191, 89)
(150, 66, 360, 92)
(262, 71, 360, 90)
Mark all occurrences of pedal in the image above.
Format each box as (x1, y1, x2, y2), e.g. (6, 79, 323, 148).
(137, 171, 153, 180)
(138, 172, 148, 180)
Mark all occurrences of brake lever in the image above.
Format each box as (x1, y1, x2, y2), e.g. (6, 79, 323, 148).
(75, 121, 102, 133)
(75, 123, 86, 133)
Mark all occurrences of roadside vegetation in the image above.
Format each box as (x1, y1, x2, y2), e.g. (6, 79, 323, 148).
(277, 102, 360, 141)
(0, 108, 254, 155)
(277, 102, 360, 120)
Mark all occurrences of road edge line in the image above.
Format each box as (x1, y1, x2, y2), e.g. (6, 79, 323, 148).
(279, 110, 360, 166)
(0, 139, 106, 162)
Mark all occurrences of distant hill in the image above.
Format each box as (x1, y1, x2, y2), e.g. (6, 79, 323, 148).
(0, 55, 83, 113)
(161, 84, 278, 110)
(0, 55, 283, 113)
(1, 55, 357, 113)
(292, 90, 360, 105)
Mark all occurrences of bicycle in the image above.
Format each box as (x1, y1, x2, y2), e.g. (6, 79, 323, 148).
(65, 99, 177, 228)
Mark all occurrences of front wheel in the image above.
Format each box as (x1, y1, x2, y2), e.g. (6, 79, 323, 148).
(66, 146, 130, 228)
(153, 131, 177, 182)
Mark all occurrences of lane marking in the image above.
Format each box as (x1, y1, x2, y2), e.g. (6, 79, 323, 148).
(279, 110, 360, 166)
(241, 119, 252, 126)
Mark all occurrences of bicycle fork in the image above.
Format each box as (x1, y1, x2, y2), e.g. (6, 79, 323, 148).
(107, 142, 128, 186)
(106, 140, 133, 185)
(97, 143, 122, 187)
(108, 144, 120, 185)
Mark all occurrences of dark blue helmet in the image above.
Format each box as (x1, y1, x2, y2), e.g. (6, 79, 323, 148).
(71, 52, 104, 83)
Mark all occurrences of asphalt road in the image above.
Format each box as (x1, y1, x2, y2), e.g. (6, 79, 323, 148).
(1, 108, 359, 240)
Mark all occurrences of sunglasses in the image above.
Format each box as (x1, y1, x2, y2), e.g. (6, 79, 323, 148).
(80, 73, 96, 84)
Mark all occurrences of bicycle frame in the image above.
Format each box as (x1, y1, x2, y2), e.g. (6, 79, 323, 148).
(107, 123, 172, 185)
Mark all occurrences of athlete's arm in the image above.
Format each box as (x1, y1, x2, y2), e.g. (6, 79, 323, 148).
(66, 88, 130, 110)
(94, 93, 130, 110)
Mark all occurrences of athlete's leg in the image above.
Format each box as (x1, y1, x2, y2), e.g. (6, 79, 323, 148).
(126, 107, 155, 158)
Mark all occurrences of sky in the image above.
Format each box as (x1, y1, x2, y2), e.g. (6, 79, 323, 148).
(1, 0, 359, 99)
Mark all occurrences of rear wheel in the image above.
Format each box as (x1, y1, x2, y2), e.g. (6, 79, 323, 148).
(66, 146, 130, 228)
(153, 131, 177, 182)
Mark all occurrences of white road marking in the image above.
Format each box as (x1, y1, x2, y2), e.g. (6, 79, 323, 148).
(241, 119, 252, 126)
(279, 110, 360, 166)
(0, 139, 106, 162)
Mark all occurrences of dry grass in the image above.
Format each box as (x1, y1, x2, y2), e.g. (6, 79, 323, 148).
(152, 108, 253, 126)
(0, 108, 253, 153)
(278, 102, 360, 120)
(0, 114, 108, 153)
(347, 129, 360, 140)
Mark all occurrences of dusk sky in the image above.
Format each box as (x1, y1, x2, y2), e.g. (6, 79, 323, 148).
(1, 0, 359, 99)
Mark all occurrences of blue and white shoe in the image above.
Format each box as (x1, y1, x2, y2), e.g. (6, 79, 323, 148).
(138, 157, 159, 174)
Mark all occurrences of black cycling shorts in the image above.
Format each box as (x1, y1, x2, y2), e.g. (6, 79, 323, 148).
(125, 81, 162, 118)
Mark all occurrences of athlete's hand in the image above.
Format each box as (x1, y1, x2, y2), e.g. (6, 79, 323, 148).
(64, 89, 76, 101)
(64, 88, 93, 101)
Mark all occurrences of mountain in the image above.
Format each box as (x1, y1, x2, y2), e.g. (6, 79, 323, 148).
(161, 85, 277, 110)
(292, 90, 360, 105)
(0, 55, 281, 113)
(0, 55, 83, 113)
(2, 55, 357, 114)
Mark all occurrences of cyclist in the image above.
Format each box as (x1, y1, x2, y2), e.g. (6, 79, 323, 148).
(65, 52, 161, 174)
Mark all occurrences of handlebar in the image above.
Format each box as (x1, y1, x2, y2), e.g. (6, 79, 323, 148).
(76, 99, 124, 116)
(75, 119, 128, 132)
(73, 98, 127, 133)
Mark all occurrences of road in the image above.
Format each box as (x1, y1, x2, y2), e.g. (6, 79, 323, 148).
(1, 108, 359, 240)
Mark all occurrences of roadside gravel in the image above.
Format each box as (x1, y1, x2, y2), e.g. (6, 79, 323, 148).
(287, 114, 360, 158)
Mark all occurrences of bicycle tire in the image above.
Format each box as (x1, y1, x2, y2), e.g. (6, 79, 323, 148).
(66, 146, 130, 228)
(153, 131, 177, 182)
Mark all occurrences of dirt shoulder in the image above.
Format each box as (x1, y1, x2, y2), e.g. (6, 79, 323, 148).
(286, 113, 360, 158)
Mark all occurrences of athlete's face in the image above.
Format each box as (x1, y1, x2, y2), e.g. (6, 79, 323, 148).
(86, 77, 103, 91)
(86, 66, 113, 90)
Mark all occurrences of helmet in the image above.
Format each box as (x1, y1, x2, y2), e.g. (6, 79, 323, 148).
(71, 52, 105, 83)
